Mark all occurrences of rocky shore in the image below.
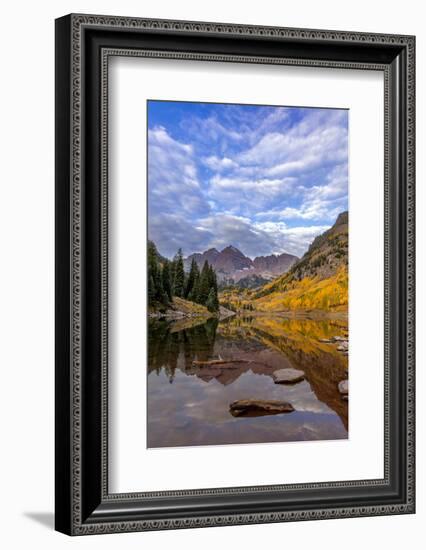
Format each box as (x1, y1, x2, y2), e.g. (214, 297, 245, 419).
(148, 296, 235, 321)
(319, 334, 349, 356)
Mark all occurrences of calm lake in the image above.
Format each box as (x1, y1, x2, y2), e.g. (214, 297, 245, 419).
(147, 315, 348, 448)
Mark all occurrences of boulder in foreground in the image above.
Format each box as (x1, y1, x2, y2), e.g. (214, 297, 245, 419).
(338, 379, 349, 400)
(273, 368, 305, 384)
(230, 399, 294, 417)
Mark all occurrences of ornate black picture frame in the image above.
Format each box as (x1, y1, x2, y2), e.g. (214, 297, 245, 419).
(55, 13, 415, 535)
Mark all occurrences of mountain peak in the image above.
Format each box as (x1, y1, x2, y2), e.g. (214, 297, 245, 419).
(215, 246, 252, 272)
(335, 211, 348, 226)
(183, 244, 298, 283)
(221, 245, 245, 256)
(205, 248, 220, 256)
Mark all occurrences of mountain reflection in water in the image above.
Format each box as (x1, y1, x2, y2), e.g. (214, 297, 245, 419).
(147, 315, 348, 448)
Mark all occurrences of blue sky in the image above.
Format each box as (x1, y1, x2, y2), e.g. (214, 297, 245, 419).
(147, 100, 348, 259)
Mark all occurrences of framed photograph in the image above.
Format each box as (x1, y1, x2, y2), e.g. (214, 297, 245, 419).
(55, 14, 415, 535)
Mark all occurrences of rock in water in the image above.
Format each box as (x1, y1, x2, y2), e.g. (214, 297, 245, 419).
(273, 368, 305, 384)
(230, 399, 294, 417)
(338, 380, 349, 396)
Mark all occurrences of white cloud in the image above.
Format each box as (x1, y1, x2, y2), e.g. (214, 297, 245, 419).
(202, 156, 237, 171)
(253, 221, 330, 256)
(278, 163, 348, 222)
(195, 108, 348, 226)
(279, 200, 345, 222)
(149, 213, 214, 258)
(148, 106, 348, 259)
(148, 126, 210, 217)
(238, 123, 347, 175)
(210, 174, 295, 193)
(149, 125, 193, 154)
(183, 115, 243, 156)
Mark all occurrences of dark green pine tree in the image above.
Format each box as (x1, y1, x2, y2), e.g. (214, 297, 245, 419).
(189, 270, 200, 303)
(147, 241, 160, 307)
(185, 258, 199, 299)
(173, 248, 185, 298)
(154, 264, 165, 303)
(162, 259, 172, 301)
(208, 264, 218, 293)
(197, 261, 211, 305)
(212, 287, 219, 312)
(148, 274, 156, 307)
(206, 287, 220, 312)
(169, 256, 176, 293)
(208, 263, 219, 311)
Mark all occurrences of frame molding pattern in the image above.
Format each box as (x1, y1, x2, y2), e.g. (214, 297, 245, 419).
(64, 14, 415, 535)
(100, 49, 391, 502)
(70, 15, 83, 534)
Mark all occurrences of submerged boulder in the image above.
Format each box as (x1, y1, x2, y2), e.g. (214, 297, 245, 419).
(272, 368, 305, 384)
(230, 399, 294, 417)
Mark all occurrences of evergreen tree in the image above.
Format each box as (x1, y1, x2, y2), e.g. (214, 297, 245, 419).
(197, 261, 211, 305)
(162, 260, 172, 301)
(185, 258, 199, 299)
(148, 274, 156, 307)
(211, 265, 218, 303)
(169, 257, 176, 292)
(208, 264, 219, 311)
(153, 264, 164, 303)
(148, 241, 160, 306)
(173, 248, 185, 298)
(147, 241, 170, 307)
(148, 242, 221, 312)
(208, 263, 218, 293)
(189, 270, 200, 303)
(206, 287, 219, 312)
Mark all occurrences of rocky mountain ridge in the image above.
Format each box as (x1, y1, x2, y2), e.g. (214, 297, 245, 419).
(286, 210, 348, 283)
(184, 245, 298, 283)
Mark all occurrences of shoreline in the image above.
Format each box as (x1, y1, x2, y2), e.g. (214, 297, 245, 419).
(149, 308, 347, 322)
(148, 311, 213, 320)
(148, 306, 236, 322)
(233, 309, 348, 321)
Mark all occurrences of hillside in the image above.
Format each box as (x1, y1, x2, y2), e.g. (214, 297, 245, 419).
(252, 252, 298, 277)
(253, 212, 348, 311)
(149, 296, 214, 318)
(171, 296, 212, 315)
(229, 273, 271, 289)
(219, 212, 348, 313)
(289, 211, 348, 282)
(254, 265, 348, 311)
(148, 239, 168, 264)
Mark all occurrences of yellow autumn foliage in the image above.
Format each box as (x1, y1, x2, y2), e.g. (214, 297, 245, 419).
(172, 296, 211, 315)
(254, 266, 348, 312)
(218, 315, 347, 357)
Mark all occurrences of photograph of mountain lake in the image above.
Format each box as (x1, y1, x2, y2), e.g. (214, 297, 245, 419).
(147, 100, 349, 448)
